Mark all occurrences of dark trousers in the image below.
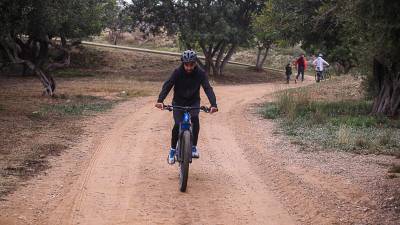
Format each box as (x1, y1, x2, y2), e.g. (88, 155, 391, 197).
(316, 70, 323, 82)
(171, 102, 200, 149)
(286, 73, 292, 82)
(296, 66, 305, 81)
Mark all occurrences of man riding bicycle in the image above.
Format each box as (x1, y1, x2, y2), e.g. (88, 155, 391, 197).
(155, 50, 218, 164)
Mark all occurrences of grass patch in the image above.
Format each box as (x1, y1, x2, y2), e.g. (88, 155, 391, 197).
(117, 89, 150, 98)
(331, 115, 380, 128)
(26, 110, 48, 121)
(41, 95, 114, 116)
(337, 125, 352, 145)
(44, 102, 113, 116)
(262, 88, 400, 155)
(261, 103, 280, 119)
(354, 136, 372, 149)
(377, 131, 398, 147)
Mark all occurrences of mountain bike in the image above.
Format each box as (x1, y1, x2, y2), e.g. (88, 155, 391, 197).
(315, 66, 331, 82)
(164, 105, 210, 192)
(324, 66, 332, 80)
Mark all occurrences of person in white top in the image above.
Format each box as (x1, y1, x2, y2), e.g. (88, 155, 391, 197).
(313, 53, 330, 82)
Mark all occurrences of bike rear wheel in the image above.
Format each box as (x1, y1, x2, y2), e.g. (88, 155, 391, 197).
(179, 130, 191, 192)
(325, 70, 331, 80)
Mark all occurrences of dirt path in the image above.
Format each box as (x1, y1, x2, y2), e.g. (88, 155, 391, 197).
(0, 78, 397, 224)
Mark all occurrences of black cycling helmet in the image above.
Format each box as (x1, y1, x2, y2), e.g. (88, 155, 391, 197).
(181, 50, 197, 63)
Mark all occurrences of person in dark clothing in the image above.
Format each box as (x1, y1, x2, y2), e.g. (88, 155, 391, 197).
(155, 50, 218, 164)
(295, 54, 307, 83)
(285, 63, 292, 84)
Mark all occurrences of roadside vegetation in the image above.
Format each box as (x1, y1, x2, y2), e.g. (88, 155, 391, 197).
(0, 46, 157, 197)
(255, 0, 400, 178)
(0, 44, 282, 198)
(261, 77, 399, 167)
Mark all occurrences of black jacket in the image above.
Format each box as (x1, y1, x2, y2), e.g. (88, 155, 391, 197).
(157, 65, 217, 107)
(285, 64, 292, 75)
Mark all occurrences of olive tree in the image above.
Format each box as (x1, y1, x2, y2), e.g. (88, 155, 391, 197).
(0, 0, 116, 96)
(126, 0, 264, 76)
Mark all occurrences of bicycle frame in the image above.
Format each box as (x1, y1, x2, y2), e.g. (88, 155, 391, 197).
(164, 105, 210, 163)
(180, 111, 191, 131)
(177, 111, 192, 163)
(163, 104, 210, 192)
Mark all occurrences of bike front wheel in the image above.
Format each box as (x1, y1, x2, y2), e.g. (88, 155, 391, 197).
(179, 130, 191, 192)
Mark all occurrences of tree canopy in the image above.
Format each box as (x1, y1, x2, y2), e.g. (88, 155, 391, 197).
(251, 0, 283, 71)
(126, 0, 264, 76)
(0, 0, 115, 95)
(105, 0, 133, 45)
(268, 0, 400, 116)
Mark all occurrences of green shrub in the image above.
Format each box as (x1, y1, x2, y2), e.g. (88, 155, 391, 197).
(262, 103, 280, 119)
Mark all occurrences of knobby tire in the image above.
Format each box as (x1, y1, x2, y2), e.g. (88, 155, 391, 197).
(179, 130, 191, 192)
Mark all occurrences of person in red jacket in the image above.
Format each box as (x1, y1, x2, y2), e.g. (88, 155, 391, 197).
(294, 54, 307, 83)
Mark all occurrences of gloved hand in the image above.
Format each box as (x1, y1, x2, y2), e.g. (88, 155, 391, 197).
(155, 103, 164, 109)
(210, 107, 218, 114)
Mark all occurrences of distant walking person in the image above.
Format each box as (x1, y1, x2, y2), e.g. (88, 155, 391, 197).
(313, 53, 330, 82)
(285, 63, 292, 84)
(295, 54, 307, 83)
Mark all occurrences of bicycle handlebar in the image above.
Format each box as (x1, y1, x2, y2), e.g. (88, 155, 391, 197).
(163, 105, 211, 113)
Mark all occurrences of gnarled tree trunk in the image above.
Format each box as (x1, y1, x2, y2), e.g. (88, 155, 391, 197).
(0, 34, 72, 96)
(371, 58, 400, 117)
(255, 42, 271, 72)
(199, 41, 237, 77)
(218, 43, 236, 76)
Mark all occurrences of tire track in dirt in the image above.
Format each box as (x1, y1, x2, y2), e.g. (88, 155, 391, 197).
(48, 102, 159, 224)
(45, 82, 302, 225)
